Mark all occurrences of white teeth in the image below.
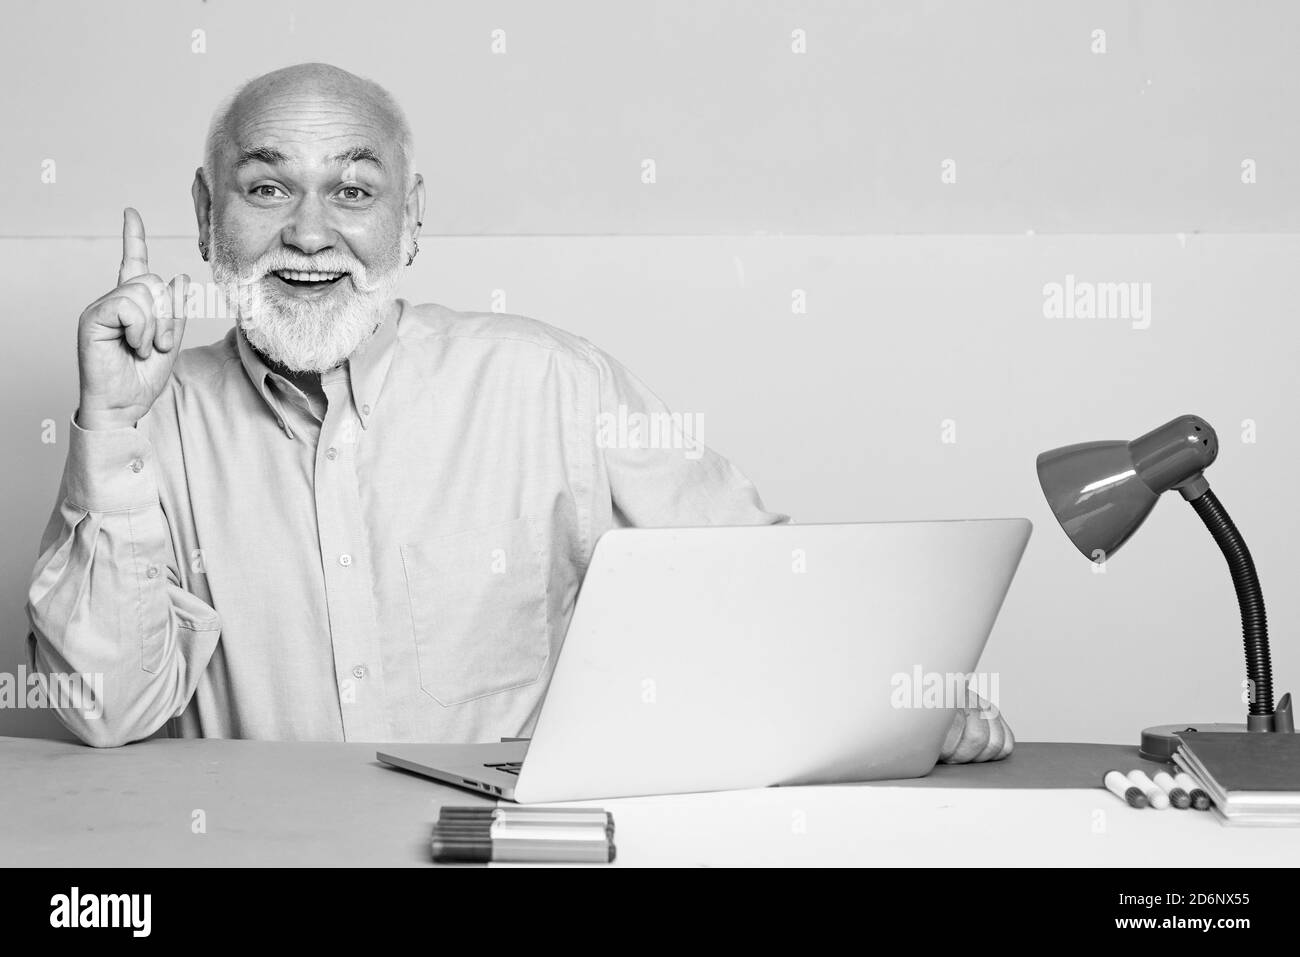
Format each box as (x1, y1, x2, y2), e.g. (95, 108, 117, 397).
(277, 269, 343, 282)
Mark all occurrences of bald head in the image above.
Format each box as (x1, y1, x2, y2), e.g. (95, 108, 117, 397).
(203, 62, 415, 191)
(192, 61, 425, 374)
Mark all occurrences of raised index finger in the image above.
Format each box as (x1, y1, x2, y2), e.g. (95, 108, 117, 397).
(118, 207, 149, 285)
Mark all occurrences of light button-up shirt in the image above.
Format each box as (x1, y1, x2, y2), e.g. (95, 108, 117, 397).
(27, 300, 786, 746)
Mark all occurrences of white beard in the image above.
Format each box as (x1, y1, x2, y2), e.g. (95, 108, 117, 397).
(210, 230, 404, 373)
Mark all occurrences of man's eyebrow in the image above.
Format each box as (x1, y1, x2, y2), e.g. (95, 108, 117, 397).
(234, 146, 290, 170)
(331, 146, 385, 169)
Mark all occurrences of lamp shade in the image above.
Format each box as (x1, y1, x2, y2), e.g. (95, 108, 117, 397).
(1035, 415, 1219, 563)
(1035, 441, 1158, 562)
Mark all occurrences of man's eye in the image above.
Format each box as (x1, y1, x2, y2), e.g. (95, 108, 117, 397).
(337, 186, 369, 201)
(252, 184, 286, 199)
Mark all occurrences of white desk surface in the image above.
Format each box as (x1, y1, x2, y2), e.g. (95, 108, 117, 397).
(528, 786, 1295, 868)
(2, 736, 1294, 867)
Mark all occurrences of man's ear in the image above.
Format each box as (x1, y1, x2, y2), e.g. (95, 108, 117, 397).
(191, 168, 212, 256)
(405, 172, 425, 241)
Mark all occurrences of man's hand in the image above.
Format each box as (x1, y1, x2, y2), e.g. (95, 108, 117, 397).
(937, 692, 1014, 763)
(77, 208, 191, 431)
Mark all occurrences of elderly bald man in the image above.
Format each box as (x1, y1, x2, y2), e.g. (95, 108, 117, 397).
(28, 63, 1012, 760)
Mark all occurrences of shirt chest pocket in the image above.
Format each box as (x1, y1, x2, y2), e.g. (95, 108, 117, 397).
(399, 516, 551, 707)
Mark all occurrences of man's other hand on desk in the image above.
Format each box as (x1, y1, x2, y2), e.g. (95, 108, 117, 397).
(938, 693, 1014, 763)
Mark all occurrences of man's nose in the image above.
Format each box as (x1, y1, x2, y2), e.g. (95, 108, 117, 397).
(280, 197, 337, 255)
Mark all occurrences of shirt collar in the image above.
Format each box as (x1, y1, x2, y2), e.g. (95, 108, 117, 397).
(235, 298, 405, 439)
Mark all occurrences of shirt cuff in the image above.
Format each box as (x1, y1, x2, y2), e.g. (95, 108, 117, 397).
(64, 415, 160, 513)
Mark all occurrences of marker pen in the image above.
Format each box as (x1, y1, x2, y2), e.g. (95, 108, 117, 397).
(1104, 769, 1148, 808)
(1152, 771, 1191, 809)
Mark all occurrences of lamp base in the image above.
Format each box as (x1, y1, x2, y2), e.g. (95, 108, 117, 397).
(1141, 695, 1296, 761)
(1139, 723, 1250, 763)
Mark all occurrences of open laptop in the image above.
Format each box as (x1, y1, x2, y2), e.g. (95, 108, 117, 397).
(378, 519, 1032, 803)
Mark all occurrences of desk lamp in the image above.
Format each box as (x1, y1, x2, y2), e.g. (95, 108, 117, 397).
(1035, 414, 1293, 761)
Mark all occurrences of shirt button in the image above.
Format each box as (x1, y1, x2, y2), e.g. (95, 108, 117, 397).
(326, 447, 338, 460)
(129, 458, 144, 473)
(339, 554, 353, 567)
(146, 565, 160, 579)
(361, 404, 371, 416)
(351, 665, 368, 680)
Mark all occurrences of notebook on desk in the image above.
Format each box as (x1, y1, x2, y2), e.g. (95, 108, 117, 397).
(1174, 731, 1300, 825)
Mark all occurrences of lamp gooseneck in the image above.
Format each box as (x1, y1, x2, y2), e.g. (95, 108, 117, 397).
(1181, 485, 1273, 721)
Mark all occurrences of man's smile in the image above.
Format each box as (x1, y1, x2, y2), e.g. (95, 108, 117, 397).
(269, 269, 349, 297)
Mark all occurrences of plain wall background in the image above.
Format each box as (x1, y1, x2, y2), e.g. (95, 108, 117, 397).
(2, 0, 1296, 745)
